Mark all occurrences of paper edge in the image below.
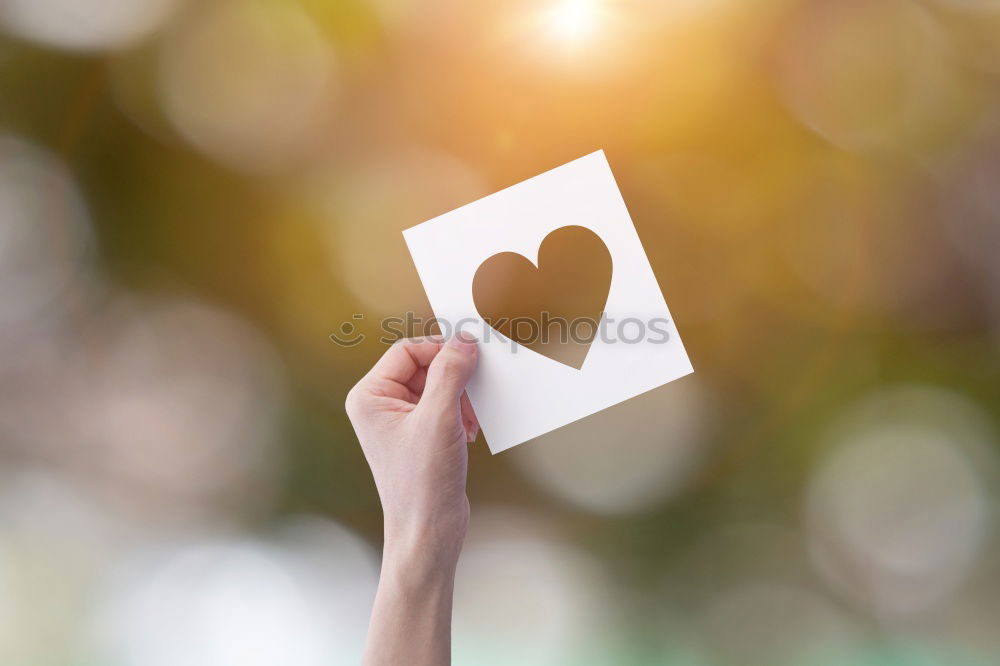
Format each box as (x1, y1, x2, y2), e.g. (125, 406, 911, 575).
(402, 149, 607, 239)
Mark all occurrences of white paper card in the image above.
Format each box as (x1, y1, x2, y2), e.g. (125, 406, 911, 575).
(403, 150, 693, 453)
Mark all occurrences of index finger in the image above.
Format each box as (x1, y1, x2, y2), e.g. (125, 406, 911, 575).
(364, 336, 444, 387)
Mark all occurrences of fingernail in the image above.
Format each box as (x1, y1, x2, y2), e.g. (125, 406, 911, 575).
(448, 331, 478, 353)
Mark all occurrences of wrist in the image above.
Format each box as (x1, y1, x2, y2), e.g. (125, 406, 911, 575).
(384, 496, 469, 552)
(381, 537, 461, 597)
(384, 521, 466, 559)
(383, 516, 466, 584)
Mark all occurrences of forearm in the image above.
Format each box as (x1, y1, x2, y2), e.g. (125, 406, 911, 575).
(348, 335, 478, 665)
(362, 532, 463, 666)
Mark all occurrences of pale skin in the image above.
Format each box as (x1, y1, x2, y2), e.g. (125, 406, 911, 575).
(345, 334, 480, 666)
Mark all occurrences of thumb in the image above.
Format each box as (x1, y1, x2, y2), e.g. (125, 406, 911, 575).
(419, 332, 478, 416)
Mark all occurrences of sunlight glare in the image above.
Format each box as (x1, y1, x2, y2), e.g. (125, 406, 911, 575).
(547, 0, 599, 44)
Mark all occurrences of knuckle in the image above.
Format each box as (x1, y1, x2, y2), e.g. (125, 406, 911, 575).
(437, 353, 465, 378)
(344, 384, 364, 416)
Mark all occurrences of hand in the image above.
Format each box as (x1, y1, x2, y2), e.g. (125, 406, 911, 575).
(346, 334, 479, 666)
(347, 333, 480, 557)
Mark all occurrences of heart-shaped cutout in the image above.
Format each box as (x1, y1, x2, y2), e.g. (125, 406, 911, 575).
(472, 225, 612, 369)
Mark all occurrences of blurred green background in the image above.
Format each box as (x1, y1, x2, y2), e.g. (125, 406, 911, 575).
(1, 0, 999, 664)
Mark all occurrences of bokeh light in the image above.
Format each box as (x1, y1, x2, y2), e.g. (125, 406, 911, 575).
(933, 123, 1000, 286)
(159, 0, 337, 172)
(806, 385, 996, 616)
(772, 0, 969, 153)
(0, 296, 287, 525)
(0, 0, 182, 51)
(0, 135, 92, 344)
(109, 40, 180, 145)
(0, 468, 142, 664)
(698, 582, 857, 666)
(317, 148, 486, 318)
(91, 517, 378, 666)
(510, 378, 711, 515)
(453, 510, 619, 666)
